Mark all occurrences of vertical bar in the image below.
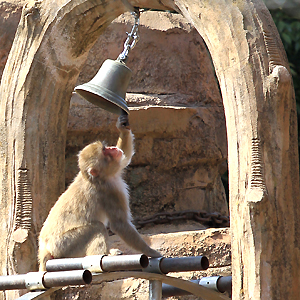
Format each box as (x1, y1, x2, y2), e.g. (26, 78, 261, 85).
(149, 280, 162, 300)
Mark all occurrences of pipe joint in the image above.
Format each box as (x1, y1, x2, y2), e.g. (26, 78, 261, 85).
(25, 272, 46, 291)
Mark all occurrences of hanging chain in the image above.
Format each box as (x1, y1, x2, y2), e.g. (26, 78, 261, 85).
(134, 210, 230, 229)
(117, 9, 140, 63)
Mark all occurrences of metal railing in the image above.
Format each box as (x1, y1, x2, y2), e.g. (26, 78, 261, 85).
(0, 254, 231, 300)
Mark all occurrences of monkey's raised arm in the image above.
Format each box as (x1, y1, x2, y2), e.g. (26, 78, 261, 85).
(116, 114, 134, 168)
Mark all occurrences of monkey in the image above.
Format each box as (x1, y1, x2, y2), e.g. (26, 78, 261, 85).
(38, 114, 161, 271)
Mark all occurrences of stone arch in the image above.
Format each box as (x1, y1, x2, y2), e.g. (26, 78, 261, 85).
(0, 0, 299, 299)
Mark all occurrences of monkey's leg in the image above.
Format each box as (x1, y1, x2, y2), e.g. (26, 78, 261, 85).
(84, 223, 109, 256)
(48, 222, 109, 259)
(39, 222, 109, 271)
(38, 248, 53, 271)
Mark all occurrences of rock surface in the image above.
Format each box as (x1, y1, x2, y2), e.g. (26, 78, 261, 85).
(0, 1, 24, 78)
(0, 3, 228, 218)
(67, 11, 228, 218)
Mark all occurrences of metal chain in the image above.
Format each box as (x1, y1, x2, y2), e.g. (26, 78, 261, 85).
(117, 9, 140, 63)
(134, 210, 230, 229)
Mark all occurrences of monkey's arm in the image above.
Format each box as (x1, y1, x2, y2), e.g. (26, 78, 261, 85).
(109, 213, 161, 258)
(103, 190, 161, 258)
(116, 114, 134, 167)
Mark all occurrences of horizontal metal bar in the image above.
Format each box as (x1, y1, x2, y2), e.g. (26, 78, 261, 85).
(0, 274, 26, 290)
(101, 254, 149, 271)
(144, 256, 209, 274)
(25, 272, 45, 290)
(216, 276, 232, 293)
(160, 256, 209, 273)
(0, 270, 91, 291)
(46, 257, 84, 272)
(162, 276, 232, 297)
(162, 279, 199, 297)
(43, 270, 92, 288)
(46, 254, 149, 273)
(92, 271, 230, 300)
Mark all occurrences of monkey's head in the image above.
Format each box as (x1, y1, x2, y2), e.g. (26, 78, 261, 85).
(78, 141, 124, 180)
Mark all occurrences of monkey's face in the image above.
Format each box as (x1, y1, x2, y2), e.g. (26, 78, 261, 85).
(78, 141, 124, 180)
(102, 146, 123, 162)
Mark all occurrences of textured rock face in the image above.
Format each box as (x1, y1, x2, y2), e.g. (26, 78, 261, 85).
(67, 11, 228, 218)
(0, 1, 24, 78)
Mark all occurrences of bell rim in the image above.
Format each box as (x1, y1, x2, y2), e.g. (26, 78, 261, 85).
(74, 83, 129, 114)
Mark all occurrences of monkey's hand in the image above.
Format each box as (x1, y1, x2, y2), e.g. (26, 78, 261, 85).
(145, 248, 162, 258)
(117, 114, 130, 131)
(116, 114, 134, 165)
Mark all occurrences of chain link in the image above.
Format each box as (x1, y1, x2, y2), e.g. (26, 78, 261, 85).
(117, 9, 140, 63)
(134, 210, 230, 229)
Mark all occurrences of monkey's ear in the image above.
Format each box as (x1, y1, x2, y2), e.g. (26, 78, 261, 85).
(88, 167, 99, 177)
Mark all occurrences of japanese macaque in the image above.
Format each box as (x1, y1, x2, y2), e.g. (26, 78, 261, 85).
(38, 114, 161, 271)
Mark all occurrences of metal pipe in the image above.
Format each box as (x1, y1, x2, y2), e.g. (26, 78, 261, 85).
(144, 256, 209, 274)
(46, 254, 149, 273)
(46, 255, 104, 272)
(162, 280, 199, 297)
(25, 272, 45, 290)
(199, 276, 219, 292)
(43, 270, 92, 288)
(160, 256, 209, 274)
(201, 276, 232, 293)
(143, 257, 164, 274)
(46, 257, 84, 272)
(0, 274, 27, 290)
(101, 254, 149, 271)
(199, 275, 232, 293)
(161, 276, 232, 297)
(149, 280, 162, 300)
(216, 276, 232, 293)
(0, 270, 92, 291)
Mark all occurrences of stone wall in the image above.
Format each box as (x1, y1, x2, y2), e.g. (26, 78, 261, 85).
(67, 11, 229, 220)
(0, 3, 228, 219)
(0, 1, 24, 77)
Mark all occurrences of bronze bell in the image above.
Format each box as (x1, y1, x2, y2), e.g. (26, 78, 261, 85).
(74, 59, 132, 115)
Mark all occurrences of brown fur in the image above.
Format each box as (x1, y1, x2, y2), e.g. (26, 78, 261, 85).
(38, 115, 160, 271)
